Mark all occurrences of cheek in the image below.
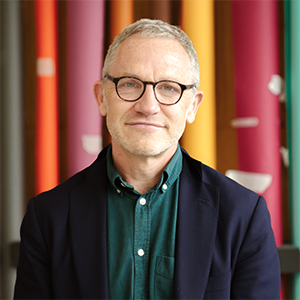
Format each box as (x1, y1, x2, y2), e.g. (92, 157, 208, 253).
(105, 99, 133, 124)
(106, 105, 118, 125)
(104, 90, 119, 115)
(164, 108, 188, 134)
(173, 101, 192, 123)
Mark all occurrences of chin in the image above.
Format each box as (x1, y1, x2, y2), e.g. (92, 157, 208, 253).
(118, 138, 177, 157)
(109, 125, 182, 157)
(128, 147, 165, 157)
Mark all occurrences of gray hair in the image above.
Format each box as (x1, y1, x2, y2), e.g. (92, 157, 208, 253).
(102, 18, 200, 88)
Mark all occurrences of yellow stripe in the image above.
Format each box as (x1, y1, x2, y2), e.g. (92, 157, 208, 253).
(181, 0, 216, 168)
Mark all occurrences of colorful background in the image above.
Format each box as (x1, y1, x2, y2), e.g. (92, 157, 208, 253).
(1, 0, 299, 298)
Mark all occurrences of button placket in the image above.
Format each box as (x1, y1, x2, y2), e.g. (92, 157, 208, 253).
(134, 195, 150, 299)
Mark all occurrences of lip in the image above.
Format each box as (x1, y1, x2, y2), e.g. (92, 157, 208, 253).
(126, 122, 164, 129)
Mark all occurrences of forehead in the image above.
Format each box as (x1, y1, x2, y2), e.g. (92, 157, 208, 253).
(109, 35, 192, 82)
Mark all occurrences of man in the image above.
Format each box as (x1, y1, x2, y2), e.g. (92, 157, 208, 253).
(14, 19, 280, 299)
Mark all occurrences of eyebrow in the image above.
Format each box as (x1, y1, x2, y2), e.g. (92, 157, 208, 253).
(115, 73, 189, 84)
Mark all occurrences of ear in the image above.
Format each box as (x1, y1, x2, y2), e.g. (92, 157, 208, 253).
(186, 90, 204, 124)
(93, 80, 107, 116)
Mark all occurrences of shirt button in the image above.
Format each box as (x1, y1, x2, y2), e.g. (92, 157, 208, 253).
(140, 198, 146, 206)
(162, 183, 168, 190)
(138, 249, 145, 257)
(120, 182, 126, 187)
(116, 189, 121, 194)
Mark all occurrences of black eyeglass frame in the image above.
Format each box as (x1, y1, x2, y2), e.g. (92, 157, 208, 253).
(104, 74, 196, 106)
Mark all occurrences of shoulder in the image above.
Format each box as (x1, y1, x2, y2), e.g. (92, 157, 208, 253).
(180, 148, 267, 220)
(29, 146, 109, 217)
(181, 148, 258, 200)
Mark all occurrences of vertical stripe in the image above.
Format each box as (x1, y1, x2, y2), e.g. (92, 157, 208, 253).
(181, 0, 217, 168)
(102, 0, 133, 145)
(151, 0, 171, 23)
(35, 0, 59, 193)
(1, 1, 24, 298)
(110, 0, 134, 42)
(231, 0, 282, 246)
(66, 0, 105, 177)
(285, 0, 300, 297)
(215, 1, 238, 175)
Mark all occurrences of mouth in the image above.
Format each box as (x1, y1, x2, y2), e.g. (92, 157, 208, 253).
(126, 122, 164, 129)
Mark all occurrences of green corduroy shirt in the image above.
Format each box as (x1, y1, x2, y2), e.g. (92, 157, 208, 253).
(106, 144, 182, 299)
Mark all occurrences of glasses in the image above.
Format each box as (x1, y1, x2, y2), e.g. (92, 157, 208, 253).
(105, 74, 196, 106)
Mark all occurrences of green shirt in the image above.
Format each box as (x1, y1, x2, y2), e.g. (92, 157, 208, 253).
(106, 145, 182, 299)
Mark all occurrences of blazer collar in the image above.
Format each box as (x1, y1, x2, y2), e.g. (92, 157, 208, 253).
(175, 153, 220, 299)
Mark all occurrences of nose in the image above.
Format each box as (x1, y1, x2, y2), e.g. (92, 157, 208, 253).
(133, 84, 160, 115)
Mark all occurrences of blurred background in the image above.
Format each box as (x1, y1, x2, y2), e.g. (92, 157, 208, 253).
(1, 0, 300, 299)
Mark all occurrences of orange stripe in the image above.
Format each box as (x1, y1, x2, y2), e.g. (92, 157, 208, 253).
(35, 0, 59, 194)
(107, 0, 133, 143)
(110, 0, 134, 43)
(181, 0, 217, 168)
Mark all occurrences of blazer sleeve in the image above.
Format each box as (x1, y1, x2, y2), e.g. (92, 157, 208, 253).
(14, 198, 53, 299)
(231, 195, 281, 299)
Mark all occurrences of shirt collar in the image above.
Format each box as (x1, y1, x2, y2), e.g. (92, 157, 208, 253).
(106, 144, 182, 195)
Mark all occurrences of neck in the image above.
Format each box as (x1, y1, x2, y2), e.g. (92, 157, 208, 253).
(111, 141, 177, 194)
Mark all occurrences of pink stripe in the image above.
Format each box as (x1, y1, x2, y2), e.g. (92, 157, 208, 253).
(67, 0, 105, 176)
(232, 0, 282, 246)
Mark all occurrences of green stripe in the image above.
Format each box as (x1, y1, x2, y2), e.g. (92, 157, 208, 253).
(285, 0, 300, 298)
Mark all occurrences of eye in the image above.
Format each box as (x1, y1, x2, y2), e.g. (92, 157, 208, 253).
(162, 85, 174, 92)
(157, 81, 181, 94)
(118, 78, 142, 89)
(124, 82, 138, 88)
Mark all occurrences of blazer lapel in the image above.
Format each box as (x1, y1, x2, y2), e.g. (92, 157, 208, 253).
(69, 154, 109, 299)
(175, 155, 220, 299)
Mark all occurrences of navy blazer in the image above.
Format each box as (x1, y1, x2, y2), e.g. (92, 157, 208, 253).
(14, 146, 280, 299)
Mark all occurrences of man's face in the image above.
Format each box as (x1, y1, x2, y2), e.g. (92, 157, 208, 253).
(95, 35, 203, 157)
